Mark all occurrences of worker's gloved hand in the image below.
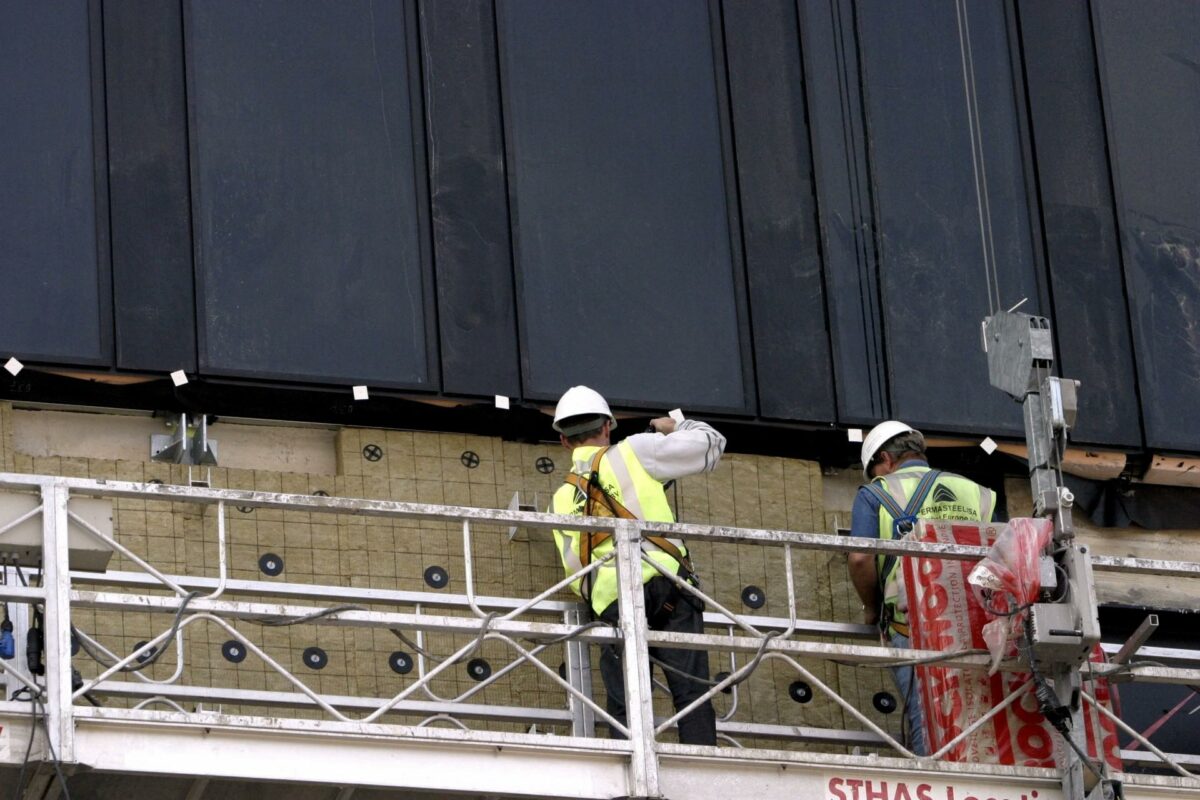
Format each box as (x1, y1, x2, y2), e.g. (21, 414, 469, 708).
(649, 417, 677, 434)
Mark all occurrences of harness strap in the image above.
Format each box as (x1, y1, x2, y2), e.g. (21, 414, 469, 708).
(866, 469, 943, 612)
(565, 446, 694, 581)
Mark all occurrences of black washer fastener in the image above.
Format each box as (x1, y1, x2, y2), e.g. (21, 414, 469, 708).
(302, 646, 328, 670)
(535, 456, 555, 474)
(789, 680, 813, 704)
(713, 671, 734, 695)
(741, 585, 766, 609)
(222, 640, 247, 664)
(467, 657, 492, 681)
(389, 651, 413, 675)
(258, 553, 284, 577)
(236, 505, 253, 514)
(313, 490, 329, 497)
(873, 691, 897, 714)
(460, 451, 480, 469)
(362, 443, 384, 462)
(423, 565, 449, 589)
(133, 641, 157, 664)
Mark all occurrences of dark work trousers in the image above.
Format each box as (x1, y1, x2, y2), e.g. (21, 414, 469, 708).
(597, 574, 716, 745)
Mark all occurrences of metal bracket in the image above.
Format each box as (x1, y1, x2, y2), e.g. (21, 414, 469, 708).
(151, 413, 218, 466)
(505, 491, 542, 541)
(1112, 615, 1159, 666)
(984, 311, 1055, 400)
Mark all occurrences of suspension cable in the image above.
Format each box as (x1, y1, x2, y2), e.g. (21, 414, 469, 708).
(954, 0, 1002, 315)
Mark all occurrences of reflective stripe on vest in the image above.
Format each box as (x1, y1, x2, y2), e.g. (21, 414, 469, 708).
(873, 466, 995, 626)
(551, 441, 686, 616)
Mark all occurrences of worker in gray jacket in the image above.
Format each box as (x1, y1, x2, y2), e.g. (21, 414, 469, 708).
(550, 385, 725, 744)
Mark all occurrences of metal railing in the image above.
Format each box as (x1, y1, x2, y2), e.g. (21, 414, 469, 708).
(2, 472, 1200, 799)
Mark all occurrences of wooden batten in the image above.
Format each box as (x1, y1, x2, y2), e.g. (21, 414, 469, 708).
(1143, 454, 1200, 488)
(926, 436, 1128, 481)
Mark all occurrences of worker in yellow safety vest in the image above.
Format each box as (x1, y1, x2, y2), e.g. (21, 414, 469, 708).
(549, 386, 726, 745)
(847, 420, 997, 756)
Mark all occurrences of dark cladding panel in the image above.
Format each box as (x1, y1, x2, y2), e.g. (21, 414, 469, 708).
(420, 1, 520, 398)
(1017, 0, 1140, 448)
(1094, 2, 1200, 452)
(723, 0, 834, 422)
(797, 0, 889, 425)
(188, 1, 431, 387)
(105, 0, 197, 373)
(499, 1, 748, 411)
(0, 3, 108, 363)
(858, 2, 1040, 434)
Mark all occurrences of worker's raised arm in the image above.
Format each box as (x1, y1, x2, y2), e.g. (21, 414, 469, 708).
(624, 418, 726, 482)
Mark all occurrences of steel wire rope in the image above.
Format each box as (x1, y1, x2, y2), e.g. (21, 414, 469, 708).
(1081, 690, 1199, 781)
(954, 0, 1003, 315)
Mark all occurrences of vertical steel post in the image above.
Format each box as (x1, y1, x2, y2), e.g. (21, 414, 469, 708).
(613, 518, 660, 798)
(564, 606, 596, 738)
(40, 480, 75, 763)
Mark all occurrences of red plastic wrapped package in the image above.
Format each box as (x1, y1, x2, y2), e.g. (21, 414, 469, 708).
(903, 520, 1121, 769)
(967, 517, 1055, 672)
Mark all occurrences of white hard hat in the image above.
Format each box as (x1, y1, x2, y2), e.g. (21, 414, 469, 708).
(860, 420, 923, 480)
(553, 386, 617, 435)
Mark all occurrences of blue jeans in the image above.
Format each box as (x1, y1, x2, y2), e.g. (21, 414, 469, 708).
(890, 632, 927, 756)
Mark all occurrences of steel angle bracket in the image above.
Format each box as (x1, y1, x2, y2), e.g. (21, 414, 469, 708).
(151, 413, 218, 466)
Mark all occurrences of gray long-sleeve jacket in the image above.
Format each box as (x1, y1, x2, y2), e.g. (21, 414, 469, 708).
(620, 419, 727, 482)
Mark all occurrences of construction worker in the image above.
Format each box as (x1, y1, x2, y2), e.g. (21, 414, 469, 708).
(847, 420, 997, 756)
(549, 386, 726, 745)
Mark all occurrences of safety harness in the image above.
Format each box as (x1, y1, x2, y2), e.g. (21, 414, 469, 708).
(864, 469, 942, 637)
(564, 446, 694, 617)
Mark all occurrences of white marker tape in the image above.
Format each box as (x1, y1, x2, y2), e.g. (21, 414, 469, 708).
(170, 370, 188, 387)
(980, 437, 998, 455)
(4, 357, 23, 376)
(352, 385, 369, 401)
(669, 409, 685, 424)
(847, 428, 864, 443)
(494, 395, 510, 410)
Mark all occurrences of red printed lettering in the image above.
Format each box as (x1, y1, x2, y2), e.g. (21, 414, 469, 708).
(916, 785, 934, 800)
(845, 778, 864, 800)
(893, 783, 912, 800)
(1017, 724, 1053, 761)
(828, 777, 848, 800)
(865, 781, 888, 800)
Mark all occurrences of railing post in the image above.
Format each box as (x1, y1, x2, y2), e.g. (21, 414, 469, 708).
(564, 606, 596, 738)
(613, 519, 660, 799)
(41, 480, 75, 763)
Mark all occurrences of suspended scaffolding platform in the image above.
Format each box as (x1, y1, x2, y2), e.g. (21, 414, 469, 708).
(1, 473, 1199, 799)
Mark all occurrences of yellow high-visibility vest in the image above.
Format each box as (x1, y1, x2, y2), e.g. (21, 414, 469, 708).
(551, 442, 686, 616)
(873, 465, 995, 626)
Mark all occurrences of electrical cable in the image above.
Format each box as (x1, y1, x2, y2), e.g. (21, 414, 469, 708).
(976, 589, 1032, 619)
(650, 630, 781, 690)
(389, 611, 504, 667)
(251, 603, 366, 627)
(72, 591, 199, 673)
(390, 627, 443, 663)
(1022, 619, 1105, 783)
(10, 692, 39, 800)
(833, 647, 990, 668)
(1, 558, 13, 660)
(524, 619, 610, 647)
(36, 696, 73, 800)
(6, 687, 73, 800)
